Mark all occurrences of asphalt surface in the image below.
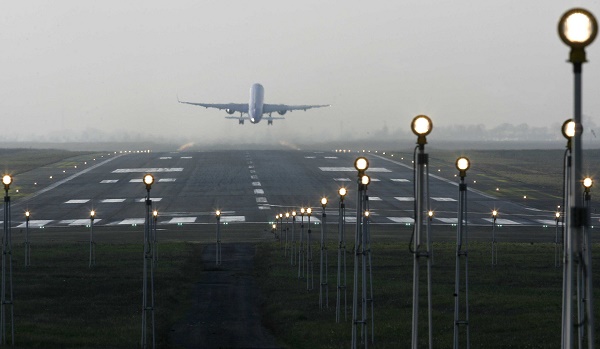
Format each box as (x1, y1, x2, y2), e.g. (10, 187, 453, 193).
(2, 149, 593, 244)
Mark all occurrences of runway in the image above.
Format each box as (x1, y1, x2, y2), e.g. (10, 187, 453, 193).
(2, 149, 593, 243)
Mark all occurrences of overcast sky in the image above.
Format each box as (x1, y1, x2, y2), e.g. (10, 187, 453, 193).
(1, 1, 599, 146)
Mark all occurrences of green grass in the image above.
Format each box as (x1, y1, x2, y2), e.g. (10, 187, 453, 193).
(385, 149, 600, 207)
(256, 241, 600, 348)
(0, 149, 93, 176)
(7, 242, 202, 348)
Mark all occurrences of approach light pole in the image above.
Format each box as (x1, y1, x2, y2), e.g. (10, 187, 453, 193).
(558, 8, 597, 348)
(337, 187, 348, 323)
(0, 175, 14, 346)
(298, 208, 306, 279)
(409, 115, 434, 349)
(24, 211, 31, 267)
(291, 211, 297, 266)
(351, 158, 371, 349)
(319, 197, 329, 309)
(215, 210, 222, 266)
(285, 212, 290, 258)
(89, 210, 96, 268)
(141, 173, 156, 349)
(454, 157, 471, 349)
(306, 207, 314, 291)
(152, 210, 158, 264)
(491, 210, 498, 267)
(556, 211, 562, 268)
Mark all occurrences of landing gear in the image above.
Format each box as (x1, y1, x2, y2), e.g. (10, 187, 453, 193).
(239, 119, 244, 125)
(268, 119, 273, 125)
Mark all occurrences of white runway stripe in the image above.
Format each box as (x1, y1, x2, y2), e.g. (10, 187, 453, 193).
(482, 218, 520, 225)
(117, 218, 145, 225)
(221, 216, 246, 223)
(113, 168, 183, 173)
(254, 189, 265, 194)
(387, 217, 414, 223)
(391, 179, 410, 182)
(100, 199, 126, 203)
(16, 220, 52, 228)
(319, 167, 392, 172)
(65, 199, 90, 204)
(432, 197, 457, 202)
(394, 197, 414, 202)
(167, 217, 197, 224)
(100, 180, 118, 184)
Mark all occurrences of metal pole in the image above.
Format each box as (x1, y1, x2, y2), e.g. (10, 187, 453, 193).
(492, 216, 497, 267)
(298, 209, 304, 279)
(141, 187, 155, 349)
(555, 214, 561, 268)
(1, 188, 14, 346)
(351, 178, 363, 349)
(216, 215, 221, 265)
(291, 214, 296, 266)
(153, 212, 158, 264)
(454, 175, 470, 349)
(25, 214, 30, 267)
(319, 205, 328, 309)
(285, 215, 289, 258)
(89, 216, 95, 268)
(298, 213, 304, 279)
(411, 145, 429, 349)
(337, 194, 347, 323)
(307, 212, 313, 291)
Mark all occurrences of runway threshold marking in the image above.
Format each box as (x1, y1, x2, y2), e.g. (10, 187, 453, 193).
(65, 199, 90, 204)
(100, 180, 119, 184)
(167, 217, 197, 224)
(16, 220, 53, 228)
(100, 199, 126, 203)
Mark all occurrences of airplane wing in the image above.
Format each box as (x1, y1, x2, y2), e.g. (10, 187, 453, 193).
(263, 104, 330, 113)
(178, 99, 249, 114)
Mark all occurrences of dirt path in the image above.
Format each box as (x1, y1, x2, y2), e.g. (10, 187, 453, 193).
(169, 243, 282, 349)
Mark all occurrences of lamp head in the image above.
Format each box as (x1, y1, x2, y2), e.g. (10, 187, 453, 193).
(321, 197, 328, 208)
(307, 207, 312, 215)
(456, 157, 470, 178)
(428, 210, 434, 218)
(90, 210, 96, 219)
(292, 210, 297, 217)
(153, 210, 158, 217)
(411, 115, 433, 145)
(301, 207, 305, 215)
(2, 175, 12, 190)
(583, 177, 593, 191)
(25, 210, 30, 220)
(339, 187, 347, 199)
(559, 8, 598, 63)
(492, 210, 498, 218)
(143, 174, 154, 190)
(354, 157, 369, 175)
(285, 212, 290, 218)
(361, 175, 371, 186)
(556, 211, 561, 219)
(364, 210, 370, 218)
(216, 210, 221, 217)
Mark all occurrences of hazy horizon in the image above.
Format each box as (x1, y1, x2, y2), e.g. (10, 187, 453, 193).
(2, 1, 600, 146)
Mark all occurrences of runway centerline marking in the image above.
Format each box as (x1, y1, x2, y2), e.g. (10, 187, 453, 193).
(334, 178, 351, 182)
(432, 197, 457, 202)
(391, 179, 410, 182)
(319, 167, 391, 172)
(100, 199, 126, 203)
(252, 182, 261, 186)
(100, 180, 119, 184)
(394, 197, 415, 202)
(112, 168, 183, 173)
(254, 189, 265, 195)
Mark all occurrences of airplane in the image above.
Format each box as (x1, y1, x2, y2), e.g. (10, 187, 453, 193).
(178, 83, 330, 125)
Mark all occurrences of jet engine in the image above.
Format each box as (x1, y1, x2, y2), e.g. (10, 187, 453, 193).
(226, 109, 235, 115)
(277, 110, 287, 116)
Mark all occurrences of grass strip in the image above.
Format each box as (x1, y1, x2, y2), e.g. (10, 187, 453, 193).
(256, 241, 600, 348)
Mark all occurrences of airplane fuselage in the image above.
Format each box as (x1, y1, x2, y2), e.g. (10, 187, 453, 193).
(249, 83, 264, 124)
